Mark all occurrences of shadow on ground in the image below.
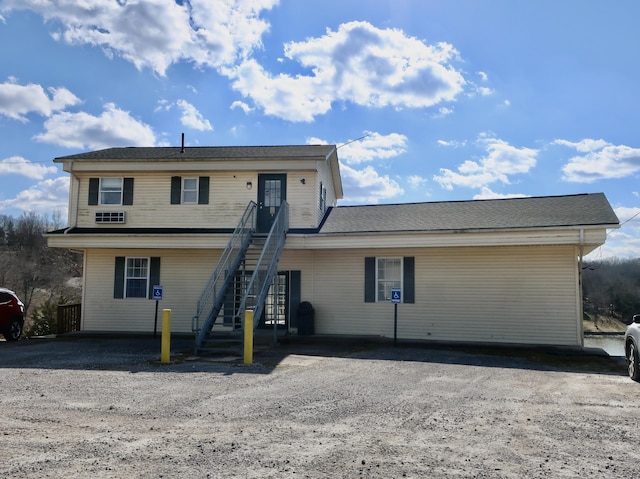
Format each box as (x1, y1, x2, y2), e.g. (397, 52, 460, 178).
(0, 332, 628, 378)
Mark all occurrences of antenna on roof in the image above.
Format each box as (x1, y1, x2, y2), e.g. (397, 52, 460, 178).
(180, 133, 185, 153)
(337, 133, 371, 149)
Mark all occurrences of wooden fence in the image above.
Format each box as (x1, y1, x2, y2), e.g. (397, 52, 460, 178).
(57, 303, 81, 334)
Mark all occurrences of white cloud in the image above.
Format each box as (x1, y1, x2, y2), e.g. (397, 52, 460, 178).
(0, 176, 69, 217)
(338, 163, 404, 204)
(176, 99, 213, 131)
(588, 206, 640, 259)
(433, 137, 538, 190)
(335, 131, 407, 164)
(34, 103, 156, 149)
(473, 187, 528, 200)
(0, 78, 80, 122)
(226, 21, 466, 121)
(437, 139, 466, 148)
(556, 139, 640, 182)
(554, 138, 609, 153)
(230, 100, 254, 114)
(0, 156, 58, 179)
(407, 175, 427, 189)
(0, 0, 278, 75)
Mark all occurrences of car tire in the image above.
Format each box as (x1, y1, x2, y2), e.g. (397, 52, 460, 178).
(628, 342, 640, 382)
(3, 318, 23, 342)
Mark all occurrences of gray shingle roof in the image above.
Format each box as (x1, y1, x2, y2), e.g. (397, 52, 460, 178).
(54, 144, 337, 162)
(320, 193, 619, 234)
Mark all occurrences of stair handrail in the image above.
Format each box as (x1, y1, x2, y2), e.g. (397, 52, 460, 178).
(236, 201, 289, 328)
(193, 201, 256, 333)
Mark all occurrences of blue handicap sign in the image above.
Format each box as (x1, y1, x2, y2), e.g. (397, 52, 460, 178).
(391, 288, 401, 304)
(152, 285, 163, 301)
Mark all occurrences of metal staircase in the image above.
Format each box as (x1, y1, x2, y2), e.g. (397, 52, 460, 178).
(193, 201, 289, 354)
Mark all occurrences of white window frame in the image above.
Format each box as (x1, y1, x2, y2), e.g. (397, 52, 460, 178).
(182, 177, 198, 204)
(376, 257, 403, 302)
(125, 257, 149, 299)
(99, 177, 123, 205)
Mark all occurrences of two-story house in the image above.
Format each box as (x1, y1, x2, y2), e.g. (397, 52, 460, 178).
(46, 144, 619, 350)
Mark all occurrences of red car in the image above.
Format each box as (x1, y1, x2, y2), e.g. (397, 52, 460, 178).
(0, 288, 24, 341)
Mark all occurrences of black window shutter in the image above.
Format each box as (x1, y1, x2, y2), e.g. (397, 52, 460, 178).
(114, 256, 125, 298)
(170, 176, 181, 204)
(88, 178, 99, 205)
(403, 257, 415, 304)
(123, 178, 134, 205)
(290, 270, 301, 328)
(198, 176, 210, 205)
(148, 257, 161, 299)
(364, 257, 376, 303)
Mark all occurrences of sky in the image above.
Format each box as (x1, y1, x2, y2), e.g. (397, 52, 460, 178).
(0, 0, 639, 259)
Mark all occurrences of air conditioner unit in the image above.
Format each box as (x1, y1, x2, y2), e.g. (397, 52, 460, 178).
(95, 211, 126, 224)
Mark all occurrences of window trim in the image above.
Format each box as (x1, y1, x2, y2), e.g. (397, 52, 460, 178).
(182, 177, 198, 204)
(124, 256, 150, 299)
(99, 177, 123, 206)
(376, 257, 403, 303)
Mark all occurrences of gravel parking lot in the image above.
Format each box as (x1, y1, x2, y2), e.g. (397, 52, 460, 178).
(1, 334, 639, 478)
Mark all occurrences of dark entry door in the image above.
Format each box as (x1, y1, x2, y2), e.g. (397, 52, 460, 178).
(257, 174, 286, 233)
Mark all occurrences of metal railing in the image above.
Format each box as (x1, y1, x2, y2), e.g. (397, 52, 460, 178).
(237, 201, 289, 330)
(193, 201, 256, 338)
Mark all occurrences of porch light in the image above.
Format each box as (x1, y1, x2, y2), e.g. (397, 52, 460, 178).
(246, 181, 252, 189)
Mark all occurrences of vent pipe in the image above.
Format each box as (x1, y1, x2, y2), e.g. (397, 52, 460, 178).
(180, 133, 185, 153)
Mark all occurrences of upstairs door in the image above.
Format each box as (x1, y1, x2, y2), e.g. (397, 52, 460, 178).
(257, 174, 286, 233)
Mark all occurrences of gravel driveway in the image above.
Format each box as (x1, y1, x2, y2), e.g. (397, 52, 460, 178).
(1, 335, 639, 478)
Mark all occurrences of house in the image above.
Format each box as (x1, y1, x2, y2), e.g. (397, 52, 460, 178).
(46, 144, 619, 349)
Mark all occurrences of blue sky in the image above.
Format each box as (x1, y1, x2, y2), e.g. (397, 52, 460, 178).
(0, 0, 638, 259)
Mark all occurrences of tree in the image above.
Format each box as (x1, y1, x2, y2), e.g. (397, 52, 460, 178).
(1, 212, 82, 320)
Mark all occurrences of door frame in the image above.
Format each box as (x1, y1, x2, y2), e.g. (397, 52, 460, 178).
(257, 173, 287, 233)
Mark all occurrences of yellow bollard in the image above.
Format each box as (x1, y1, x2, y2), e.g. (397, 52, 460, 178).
(161, 309, 171, 364)
(244, 310, 254, 365)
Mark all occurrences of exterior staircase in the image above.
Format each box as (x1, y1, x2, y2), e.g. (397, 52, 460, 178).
(193, 201, 288, 354)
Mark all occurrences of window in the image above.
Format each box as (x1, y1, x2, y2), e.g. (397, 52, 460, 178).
(319, 182, 327, 213)
(89, 178, 134, 206)
(171, 176, 209, 204)
(182, 178, 198, 204)
(114, 256, 160, 299)
(125, 257, 149, 298)
(377, 257, 402, 302)
(100, 178, 123, 205)
(263, 179, 282, 207)
(365, 256, 415, 303)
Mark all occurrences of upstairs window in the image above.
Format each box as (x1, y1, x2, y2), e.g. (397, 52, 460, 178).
(88, 178, 134, 206)
(171, 176, 210, 204)
(182, 178, 198, 204)
(100, 178, 123, 205)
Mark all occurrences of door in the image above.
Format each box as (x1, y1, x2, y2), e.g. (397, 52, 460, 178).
(257, 174, 286, 233)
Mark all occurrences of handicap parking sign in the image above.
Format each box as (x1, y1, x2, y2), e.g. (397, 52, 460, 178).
(391, 288, 401, 304)
(152, 285, 163, 301)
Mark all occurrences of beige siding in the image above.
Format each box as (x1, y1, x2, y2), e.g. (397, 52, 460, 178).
(309, 245, 581, 346)
(74, 170, 324, 230)
(83, 248, 221, 333)
(315, 160, 338, 224)
(81, 244, 581, 346)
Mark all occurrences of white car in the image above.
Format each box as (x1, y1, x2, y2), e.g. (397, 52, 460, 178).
(624, 314, 640, 381)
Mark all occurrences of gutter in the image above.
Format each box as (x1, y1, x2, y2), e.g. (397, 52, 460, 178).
(63, 160, 80, 234)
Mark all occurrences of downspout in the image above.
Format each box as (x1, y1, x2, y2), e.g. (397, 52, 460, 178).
(63, 160, 80, 234)
(578, 228, 585, 346)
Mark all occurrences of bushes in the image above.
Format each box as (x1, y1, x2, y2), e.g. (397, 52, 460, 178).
(25, 297, 61, 337)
